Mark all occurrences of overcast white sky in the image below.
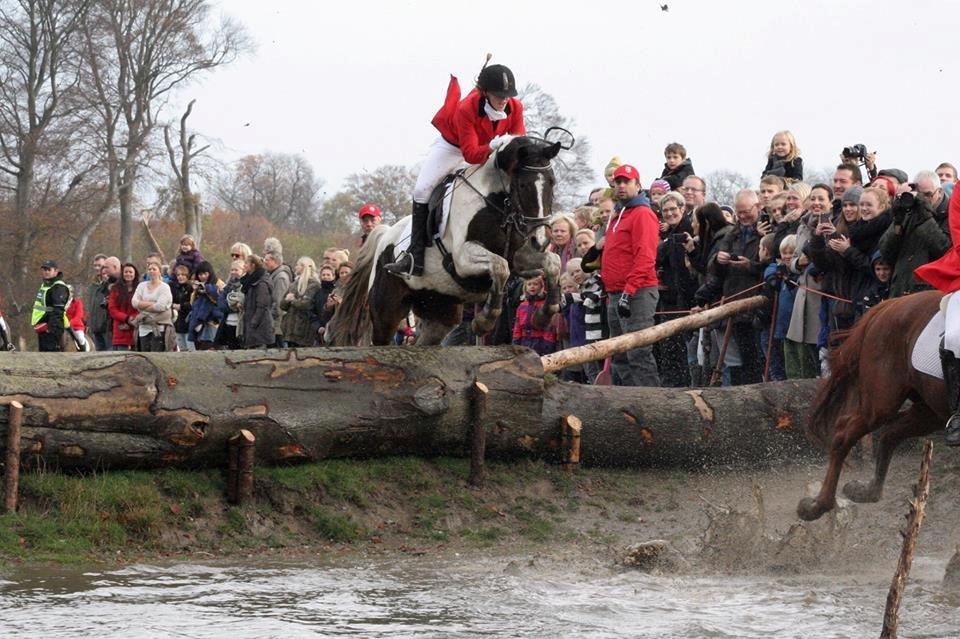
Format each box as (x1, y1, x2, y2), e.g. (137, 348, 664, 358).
(181, 0, 959, 199)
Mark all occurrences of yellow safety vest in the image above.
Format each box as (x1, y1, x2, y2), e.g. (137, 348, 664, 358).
(32, 280, 69, 327)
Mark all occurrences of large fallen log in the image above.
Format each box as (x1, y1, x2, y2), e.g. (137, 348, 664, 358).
(0, 348, 820, 471)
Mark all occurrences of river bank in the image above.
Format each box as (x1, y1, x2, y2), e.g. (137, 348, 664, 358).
(2, 444, 959, 577)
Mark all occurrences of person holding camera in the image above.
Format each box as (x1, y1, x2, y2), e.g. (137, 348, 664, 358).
(600, 164, 661, 387)
(655, 192, 698, 386)
(691, 190, 767, 385)
(878, 183, 951, 298)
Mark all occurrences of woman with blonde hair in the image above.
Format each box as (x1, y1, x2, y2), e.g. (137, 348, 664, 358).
(280, 256, 322, 347)
(548, 213, 579, 272)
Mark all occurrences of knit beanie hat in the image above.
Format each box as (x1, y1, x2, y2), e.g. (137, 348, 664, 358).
(842, 186, 863, 204)
(604, 156, 622, 181)
(650, 179, 671, 192)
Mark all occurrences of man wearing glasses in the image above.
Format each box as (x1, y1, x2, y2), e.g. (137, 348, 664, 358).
(32, 260, 70, 352)
(681, 175, 707, 219)
(914, 170, 949, 236)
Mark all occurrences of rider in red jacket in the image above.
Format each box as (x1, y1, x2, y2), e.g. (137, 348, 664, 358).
(386, 63, 525, 277)
(915, 182, 960, 443)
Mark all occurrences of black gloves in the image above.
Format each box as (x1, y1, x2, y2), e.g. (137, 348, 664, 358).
(617, 293, 632, 318)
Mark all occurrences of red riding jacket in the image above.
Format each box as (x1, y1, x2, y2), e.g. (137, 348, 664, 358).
(431, 76, 525, 165)
(915, 183, 960, 292)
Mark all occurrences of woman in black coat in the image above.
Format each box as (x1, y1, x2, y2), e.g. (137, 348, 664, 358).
(240, 254, 274, 349)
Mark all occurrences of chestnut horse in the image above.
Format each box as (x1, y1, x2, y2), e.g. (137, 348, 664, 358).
(797, 290, 947, 521)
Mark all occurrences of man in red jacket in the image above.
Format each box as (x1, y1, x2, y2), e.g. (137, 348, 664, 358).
(386, 63, 525, 277)
(601, 164, 661, 386)
(915, 182, 960, 444)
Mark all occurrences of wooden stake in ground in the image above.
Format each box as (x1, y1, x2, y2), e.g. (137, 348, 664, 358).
(560, 414, 582, 474)
(4, 401, 23, 513)
(541, 295, 767, 373)
(880, 439, 933, 639)
(468, 381, 489, 488)
(227, 429, 256, 505)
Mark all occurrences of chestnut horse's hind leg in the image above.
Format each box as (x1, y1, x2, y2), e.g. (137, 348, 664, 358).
(797, 412, 869, 521)
(842, 401, 938, 503)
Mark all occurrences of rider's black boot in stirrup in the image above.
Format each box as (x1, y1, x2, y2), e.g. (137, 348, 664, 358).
(386, 202, 427, 277)
(940, 343, 960, 446)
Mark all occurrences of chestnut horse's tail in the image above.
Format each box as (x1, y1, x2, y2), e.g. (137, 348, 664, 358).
(324, 225, 387, 346)
(806, 301, 889, 447)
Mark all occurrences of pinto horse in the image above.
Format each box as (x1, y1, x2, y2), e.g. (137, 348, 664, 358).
(325, 135, 562, 346)
(797, 290, 947, 521)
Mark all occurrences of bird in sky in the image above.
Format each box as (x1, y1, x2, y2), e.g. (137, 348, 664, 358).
(660, 4, 669, 11)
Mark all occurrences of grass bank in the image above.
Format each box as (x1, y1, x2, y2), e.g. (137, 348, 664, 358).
(0, 457, 673, 565)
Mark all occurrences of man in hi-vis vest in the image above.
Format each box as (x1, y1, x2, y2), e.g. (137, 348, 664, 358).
(33, 259, 70, 352)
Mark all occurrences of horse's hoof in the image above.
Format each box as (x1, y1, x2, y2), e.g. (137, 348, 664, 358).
(842, 480, 881, 503)
(797, 497, 827, 521)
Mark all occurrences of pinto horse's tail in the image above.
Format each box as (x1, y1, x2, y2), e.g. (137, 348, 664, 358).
(324, 225, 387, 346)
(806, 301, 889, 447)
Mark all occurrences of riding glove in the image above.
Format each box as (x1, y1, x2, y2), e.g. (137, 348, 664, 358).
(489, 135, 508, 152)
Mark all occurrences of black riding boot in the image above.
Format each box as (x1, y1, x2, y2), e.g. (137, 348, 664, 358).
(385, 202, 428, 277)
(941, 344, 960, 446)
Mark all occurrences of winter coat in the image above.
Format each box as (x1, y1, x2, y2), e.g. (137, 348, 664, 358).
(173, 248, 204, 275)
(84, 280, 111, 334)
(241, 267, 273, 348)
(107, 285, 139, 347)
(311, 279, 337, 332)
(170, 281, 193, 334)
(280, 276, 322, 346)
(214, 277, 244, 345)
(512, 295, 558, 356)
(656, 217, 698, 309)
(600, 193, 659, 294)
(879, 198, 951, 297)
(762, 156, 804, 181)
(431, 79, 525, 165)
(807, 211, 891, 323)
(692, 223, 764, 311)
(785, 264, 822, 345)
(916, 183, 960, 293)
(187, 281, 223, 343)
(659, 158, 695, 192)
(267, 264, 293, 337)
(562, 272, 604, 343)
(764, 262, 798, 340)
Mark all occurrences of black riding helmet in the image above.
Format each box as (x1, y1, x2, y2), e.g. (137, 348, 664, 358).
(477, 64, 517, 98)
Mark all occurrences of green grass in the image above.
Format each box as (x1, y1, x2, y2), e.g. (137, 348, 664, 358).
(308, 506, 364, 542)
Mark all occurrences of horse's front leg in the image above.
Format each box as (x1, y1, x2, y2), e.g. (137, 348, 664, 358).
(797, 413, 863, 521)
(532, 251, 561, 330)
(453, 241, 509, 336)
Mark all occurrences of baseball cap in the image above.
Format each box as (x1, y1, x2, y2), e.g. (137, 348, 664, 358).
(612, 164, 640, 182)
(357, 203, 382, 219)
(41, 259, 57, 269)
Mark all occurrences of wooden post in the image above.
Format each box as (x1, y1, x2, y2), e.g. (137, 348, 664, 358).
(4, 401, 23, 513)
(561, 415, 582, 473)
(541, 295, 767, 373)
(880, 439, 933, 639)
(763, 290, 779, 382)
(468, 381, 489, 488)
(227, 429, 255, 505)
(710, 319, 735, 387)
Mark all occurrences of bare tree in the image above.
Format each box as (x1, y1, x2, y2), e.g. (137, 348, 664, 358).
(215, 152, 323, 228)
(0, 0, 90, 285)
(703, 169, 752, 207)
(164, 98, 208, 243)
(517, 83, 595, 210)
(84, 0, 248, 261)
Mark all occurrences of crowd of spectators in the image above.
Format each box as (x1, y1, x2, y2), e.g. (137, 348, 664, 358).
(28, 134, 956, 392)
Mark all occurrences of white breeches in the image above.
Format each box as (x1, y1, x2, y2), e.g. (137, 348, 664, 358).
(945, 292, 960, 356)
(413, 137, 464, 203)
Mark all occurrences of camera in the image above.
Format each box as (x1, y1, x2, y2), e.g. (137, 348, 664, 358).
(758, 211, 770, 225)
(670, 233, 688, 243)
(728, 252, 740, 260)
(842, 143, 868, 161)
(898, 191, 916, 209)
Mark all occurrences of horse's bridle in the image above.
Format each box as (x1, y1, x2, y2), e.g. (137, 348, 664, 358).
(453, 155, 554, 243)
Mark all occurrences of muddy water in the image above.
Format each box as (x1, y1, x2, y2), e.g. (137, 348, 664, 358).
(1, 555, 959, 638)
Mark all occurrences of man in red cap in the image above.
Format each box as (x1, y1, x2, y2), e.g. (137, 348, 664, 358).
(357, 203, 382, 247)
(601, 164, 661, 386)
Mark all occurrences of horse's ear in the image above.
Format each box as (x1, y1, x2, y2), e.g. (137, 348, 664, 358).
(544, 141, 562, 160)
